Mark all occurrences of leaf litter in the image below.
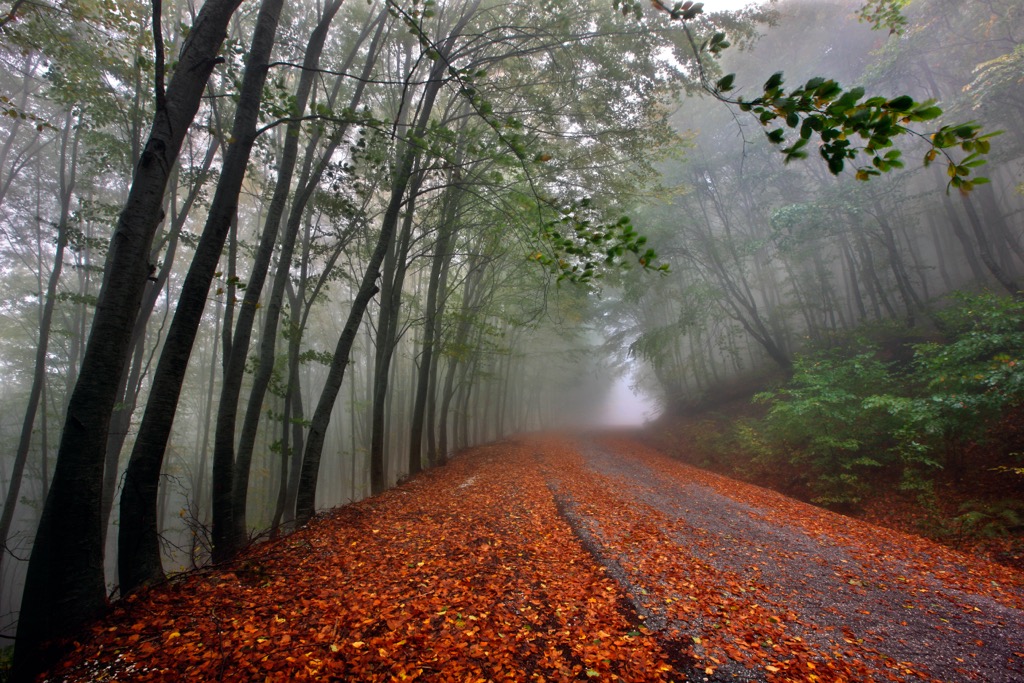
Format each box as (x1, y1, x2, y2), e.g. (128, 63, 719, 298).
(41, 436, 1024, 682)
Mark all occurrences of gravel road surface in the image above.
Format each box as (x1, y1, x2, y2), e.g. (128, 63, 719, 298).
(541, 435, 1024, 682)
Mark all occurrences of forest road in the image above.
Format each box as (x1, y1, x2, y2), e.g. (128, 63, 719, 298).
(538, 434, 1024, 682)
(42, 433, 1024, 683)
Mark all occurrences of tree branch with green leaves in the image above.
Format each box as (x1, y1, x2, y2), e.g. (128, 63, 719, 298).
(390, 0, 672, 284)
(620, 0, 999, 194)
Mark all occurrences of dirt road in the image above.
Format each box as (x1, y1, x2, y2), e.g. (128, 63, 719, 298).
(540, 436, 1024, 682)
(43, 434, 1024, 682)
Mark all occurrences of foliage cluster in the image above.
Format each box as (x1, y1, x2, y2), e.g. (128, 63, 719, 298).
(622, 0, 999, 194)
(745, 293, 1024, 506)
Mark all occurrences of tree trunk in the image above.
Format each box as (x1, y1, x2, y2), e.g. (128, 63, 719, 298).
(295, 170, 410, 519)
(293, 0, 482, 521)
(230, 2, 378, 547)
(870, 197, 924, 324)
(940, 190, 988, 284)
(410, 181, 460, 474)
(294, 158, 418, 522)
(101, 145, 215, 552)
(117, 0, 283, 594)
(193, 293, 222, 533)
(961, 192, 1021, 296)
(370, 169, 424, 494)
(210, 0, 345, 562)
(426, 231, 454, 467)
(437, 259, 484, 463)
(0, 113, 78, 585)
(14, 0, 244, 673)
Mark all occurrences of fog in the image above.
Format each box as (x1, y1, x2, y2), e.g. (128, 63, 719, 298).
(600, 370, 662, 427)
(1, 0, 1021, 656)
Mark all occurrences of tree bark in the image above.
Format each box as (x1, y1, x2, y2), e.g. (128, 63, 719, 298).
(294, 0, 481, 521)
(210, 0, 346, 562)
(426, 246, 454, 466)
(117, 0, 283, 594)
(231, 2, 382, 548)
(437, 258, 484, 462)
(410, 179, 460, 474)
(370, 169, 424, 494)
(297, 95, 433, 521)
(102, 141, 217, 552)
(14, 0, 244, 673)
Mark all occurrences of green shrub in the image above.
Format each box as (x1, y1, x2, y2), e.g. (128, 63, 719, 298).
(907, 292, 1024, 474)
(753, 343, 903, 504)
(726, 292, 1024, 508)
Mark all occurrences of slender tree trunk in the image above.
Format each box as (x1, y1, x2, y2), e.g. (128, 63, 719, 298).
(278, 281, 305, 529)
(117, 0, 283, 593)
(14, 0, 244, 673)
(838, 234, 867, 322)
(437, 260, 484, 462)
(294, 156, 417, 521)
(293, 2, 482, 521)
(871, 198, 924, 324)
(0, 113, 78, 584)
(410, 183, 459, 473)
(231, 4, 382, 546)
(940, 191, 987, 283)
(977, 168, 1024, 270)
(194, 294, 222, 528)
(853, 227, 895, 320)
(961, 193, 1021, 296)
(370, 170, 423, 494)
(211, 0, 346, 561)
(426, 238, 454, 467)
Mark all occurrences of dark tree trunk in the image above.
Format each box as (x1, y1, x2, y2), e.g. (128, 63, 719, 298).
(425, 249, 453, 466)
(117, 0, 283, 594)
(231, 2, 379, 547)
(293, 0, 482, 521)
(870, 197, 924, 325)
(13, 0, 244, 674)
(370, 170, 423, 494)
(294, 157, 417, 523)
(410, 180, 460, 474)
(211, 0, 345, 562)
(102, 140, 217, 549)
(437, 259, 484, 462)
(295, 154, 416, 521)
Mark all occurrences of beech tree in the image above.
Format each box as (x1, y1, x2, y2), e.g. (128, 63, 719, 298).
(12, 0, 244, 673)
(117, 0, 287, 593)
(295, 0, 482, 521)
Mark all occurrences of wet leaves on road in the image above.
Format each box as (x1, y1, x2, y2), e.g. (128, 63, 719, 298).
(42, 437, 1024, 682)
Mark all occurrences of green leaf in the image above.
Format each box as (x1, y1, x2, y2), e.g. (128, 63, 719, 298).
(715, 73, 735, 92)
(764, 72, 784, 91)
(885, 95, 914, 111)
(913, 105, 943, 121)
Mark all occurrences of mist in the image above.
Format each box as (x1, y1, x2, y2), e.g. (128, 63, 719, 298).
(600, 370, 662, 427)
(1, 0, 1021, 666)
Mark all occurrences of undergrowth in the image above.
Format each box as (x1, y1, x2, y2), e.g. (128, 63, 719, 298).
(648, 291, 1024, 568)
